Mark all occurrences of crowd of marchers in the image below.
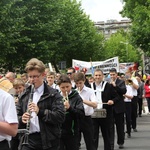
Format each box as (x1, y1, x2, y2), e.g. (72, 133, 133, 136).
(0, 58, 150, 150)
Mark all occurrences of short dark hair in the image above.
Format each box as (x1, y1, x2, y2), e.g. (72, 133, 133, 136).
(74, 72, 85, 82)
(109, 68, 117, 73)
(57, 74, 71, 85)
(67, 67, 75, 73)
(94, 68, 103, 75)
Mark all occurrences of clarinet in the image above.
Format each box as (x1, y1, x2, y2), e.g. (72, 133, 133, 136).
(18, 84, 34, 146)
(26, 84, 34, 132)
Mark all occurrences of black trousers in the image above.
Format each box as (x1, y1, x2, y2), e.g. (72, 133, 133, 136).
(10, 134, 20, 150)
(0, 140, 10, 150)
(114, 112, 125, 145)
(78, 116, 95, 150)
(92, 117, 111, 150)
(131, 96, 138, 129)
(21, 133, 59, 150)
(138, 98, 143, 115)
(60, 135, 78, 150)
(125, 102, 132, 134)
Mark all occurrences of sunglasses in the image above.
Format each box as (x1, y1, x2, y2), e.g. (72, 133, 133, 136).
(67, 72, 73, 75)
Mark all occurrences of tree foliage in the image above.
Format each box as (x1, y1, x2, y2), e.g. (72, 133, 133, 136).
(103, 29, 140, 63)
(121, 0, 150, 54)
(0, 0, 103, 72)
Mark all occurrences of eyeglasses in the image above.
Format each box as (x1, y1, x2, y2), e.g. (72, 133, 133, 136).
(67, 72, 73, 75)
(28, 74, 41, 79)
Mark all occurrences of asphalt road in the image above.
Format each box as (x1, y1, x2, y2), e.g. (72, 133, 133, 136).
(80, 112, 150, 150)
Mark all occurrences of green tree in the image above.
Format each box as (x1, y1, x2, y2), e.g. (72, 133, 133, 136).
(0, 0, 103, 72)
(121, 0, 150, 54)
(53, 0, 104, 69)
(103, 30, 140, 63)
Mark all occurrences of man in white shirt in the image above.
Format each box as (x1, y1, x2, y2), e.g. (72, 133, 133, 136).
(124, 80, 133, 138)
(67, 67, 76, 89)
(0, 89, 18, 150)
(91, 68, 118, 150)
(74, 72, 97, 150)
(46, 71, 60, 91)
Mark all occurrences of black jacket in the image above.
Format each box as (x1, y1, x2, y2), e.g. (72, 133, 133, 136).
(113, 78, 127, 114)
(17, 82, 65, 149)
(61, 90, 84, 137)
(92, 81, 119, 117)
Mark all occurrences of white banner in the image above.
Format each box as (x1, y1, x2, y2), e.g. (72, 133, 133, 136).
(119, 62, 134, 73)
(72, 57, 119, 74)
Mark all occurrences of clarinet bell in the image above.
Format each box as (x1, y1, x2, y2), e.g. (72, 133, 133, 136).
(22, 133, 29, 145)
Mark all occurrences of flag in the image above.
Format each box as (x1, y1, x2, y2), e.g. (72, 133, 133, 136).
(90, 58, 94, 76)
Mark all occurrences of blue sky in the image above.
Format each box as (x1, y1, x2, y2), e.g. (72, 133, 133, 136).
(77, 0, 127, 22)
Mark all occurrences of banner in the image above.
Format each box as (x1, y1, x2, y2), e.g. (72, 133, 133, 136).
(119, 62, 134, 73)
(72, 57, 119, 74)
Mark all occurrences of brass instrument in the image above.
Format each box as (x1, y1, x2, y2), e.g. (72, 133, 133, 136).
(126, 78, 133, 85)
(18, 84, 34, 147)
(62, 91, 69, 102)
(62, 91, 69, 111)
(0, 77, 13, 93)
(77, 87, 81, 94)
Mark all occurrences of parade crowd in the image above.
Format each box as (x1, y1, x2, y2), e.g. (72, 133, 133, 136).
(0, 58, 150, 150)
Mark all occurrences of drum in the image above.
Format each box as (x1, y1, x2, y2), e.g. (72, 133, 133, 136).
(0, 77, 13, 93)
(91, 108, 107, 118)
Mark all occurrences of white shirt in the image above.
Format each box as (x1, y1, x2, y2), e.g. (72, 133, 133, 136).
(51, 83, 60, 91)
(0, 89, 18, 141)
(79, 86, 97, 116)
(124, 85, 133, 102)
(131, 77, 139, 96)
(29, 84, 44, 133)
(71, 80, 76, 88)
(92, 81, 107, 109)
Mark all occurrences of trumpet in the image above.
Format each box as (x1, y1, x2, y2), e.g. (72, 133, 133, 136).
(62, 91, 69, 111)
(62, 91, 69, 102)
(77, 87, 81, 94)
(126, 78, 133, 85)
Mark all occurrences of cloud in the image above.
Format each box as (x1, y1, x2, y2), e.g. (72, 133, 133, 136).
(77, 0, 127, 22)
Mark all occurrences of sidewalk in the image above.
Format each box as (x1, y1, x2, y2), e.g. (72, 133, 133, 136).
(80, 103, 150, 150)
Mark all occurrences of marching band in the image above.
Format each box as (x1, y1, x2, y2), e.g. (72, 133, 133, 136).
(0, 60, 149, 150)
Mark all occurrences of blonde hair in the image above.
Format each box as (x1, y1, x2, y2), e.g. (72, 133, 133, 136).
(21, 73, 28, 78)
(46, 71, 55, 77)
(25, 58, 45, 73)
(13, 78, 25, 87)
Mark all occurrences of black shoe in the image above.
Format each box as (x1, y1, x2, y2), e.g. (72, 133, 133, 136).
(119, 144, 124, 149)
(127, 133, 131, 138)
(133, 129, 138, 132)
(111, 145, 114, 150)
(139, 114, 142, 117)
